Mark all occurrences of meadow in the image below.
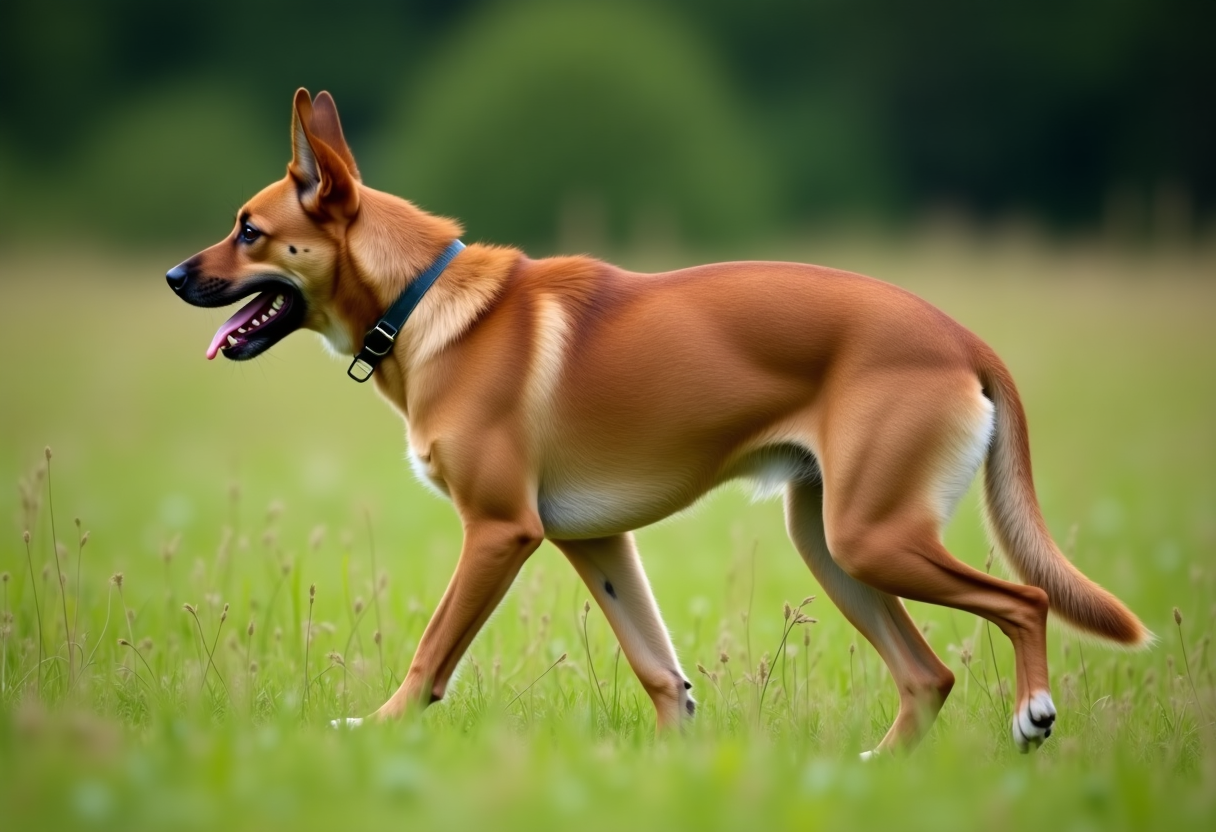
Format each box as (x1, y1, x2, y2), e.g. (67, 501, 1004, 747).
(1, 235, 1214, 831)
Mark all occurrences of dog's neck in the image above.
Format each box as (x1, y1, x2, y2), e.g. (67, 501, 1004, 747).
(337, 189, 518, 407)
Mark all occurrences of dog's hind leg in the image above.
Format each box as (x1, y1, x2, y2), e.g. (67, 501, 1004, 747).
(785, 479, 955, 756)
(552, 534, 694, 732)
(817, 376, 1055, 752)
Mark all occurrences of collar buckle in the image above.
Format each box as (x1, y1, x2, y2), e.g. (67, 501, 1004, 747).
(363, 322, 399, 357)
(347, 356, 376, 383)
(346, 239, 465, 384)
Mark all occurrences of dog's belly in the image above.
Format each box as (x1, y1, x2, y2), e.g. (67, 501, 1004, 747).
(537, 445, 819, 540)
(537, 480, 693, 540)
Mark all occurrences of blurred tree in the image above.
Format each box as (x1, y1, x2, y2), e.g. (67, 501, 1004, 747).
(58, 84, 283, 244)
(0, 0, 1211, 247)
(368, 1, 776, 252)
(673, 0, 1216, 227)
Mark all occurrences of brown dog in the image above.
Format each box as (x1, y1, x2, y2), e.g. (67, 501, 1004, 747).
(167, 89, 1148, 755)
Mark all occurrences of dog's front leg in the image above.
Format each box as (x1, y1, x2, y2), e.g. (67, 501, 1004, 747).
(552, 534, 694, 732)
(371, 513, 543, 720)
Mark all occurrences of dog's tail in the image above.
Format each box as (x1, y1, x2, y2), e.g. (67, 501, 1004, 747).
(975, 346, 1152, 648)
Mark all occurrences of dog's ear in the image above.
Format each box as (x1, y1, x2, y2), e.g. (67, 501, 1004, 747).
(308, 91, 360, 182)
(289, 88, 359, 220)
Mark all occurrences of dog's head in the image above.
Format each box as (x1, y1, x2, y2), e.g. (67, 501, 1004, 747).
(167, 88, 444, 362)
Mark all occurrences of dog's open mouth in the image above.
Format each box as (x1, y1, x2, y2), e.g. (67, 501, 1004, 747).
(206, 284, 304, 361)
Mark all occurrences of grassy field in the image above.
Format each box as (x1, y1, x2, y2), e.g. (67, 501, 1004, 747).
(1, 237, 1214, 830)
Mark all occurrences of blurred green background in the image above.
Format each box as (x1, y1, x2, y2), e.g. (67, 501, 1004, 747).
(2, 2, 1216, 830)
(0, 0, 1212, 252)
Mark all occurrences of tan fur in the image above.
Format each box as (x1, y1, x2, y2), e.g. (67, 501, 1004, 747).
(169, 90, 1148, 753)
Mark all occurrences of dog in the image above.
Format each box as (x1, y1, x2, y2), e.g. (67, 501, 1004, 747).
(167, 88, 1148, 755)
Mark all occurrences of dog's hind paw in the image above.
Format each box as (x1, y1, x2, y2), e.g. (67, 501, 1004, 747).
(330, 717, 364, 730)
(1012, 691, 1056, 753)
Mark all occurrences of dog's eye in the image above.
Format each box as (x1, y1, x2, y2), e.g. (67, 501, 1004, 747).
(239, 223, 261, 244)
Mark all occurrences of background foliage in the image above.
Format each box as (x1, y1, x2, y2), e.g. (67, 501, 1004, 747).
(0, 0, 1212, 249)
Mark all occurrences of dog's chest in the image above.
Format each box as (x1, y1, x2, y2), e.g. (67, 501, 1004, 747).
(408, 445, 450, 498)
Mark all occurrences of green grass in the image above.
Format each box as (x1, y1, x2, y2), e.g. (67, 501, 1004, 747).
(1, 237, 1214, 831)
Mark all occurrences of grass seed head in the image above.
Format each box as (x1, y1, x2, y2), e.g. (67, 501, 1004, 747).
(309, 583, 316, 601)
(783, 601, 792, 621)
(247, 620, 255, 637)
(111, 573, 123, 588)
(353, 597, 364, 615)
(328, 651, 345, 667)
(719, 651, 729, 664)
(23, 530, 31, 544)
(374, 630, 382, 646)
(1, 571, 8, 584)
(44, 446, 52, 461)
(309, 526, 326, 552)
(1174, 607, 1183, 626)
(183, 603, 196, 615)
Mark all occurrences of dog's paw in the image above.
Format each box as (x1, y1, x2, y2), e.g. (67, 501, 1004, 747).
(330, 717, 364, 730)
(859, 749, 879, 762)
(1012, 691, 1056, 753)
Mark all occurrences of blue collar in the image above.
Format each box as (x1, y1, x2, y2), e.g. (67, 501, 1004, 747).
(347, 239, 465, 382)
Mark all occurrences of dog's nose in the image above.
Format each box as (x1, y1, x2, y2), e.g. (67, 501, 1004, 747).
(166, 263, 189, 292)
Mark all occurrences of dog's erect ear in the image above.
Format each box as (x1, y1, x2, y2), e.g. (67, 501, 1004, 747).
(308, 91, 360, 182)
(289, 88, 359, 220)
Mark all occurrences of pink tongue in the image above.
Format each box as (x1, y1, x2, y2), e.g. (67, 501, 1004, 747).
(206, 292, 273, 359)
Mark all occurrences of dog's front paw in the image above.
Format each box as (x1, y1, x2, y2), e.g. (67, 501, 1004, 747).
(330, 717, 364, 730)
(1012, 691, 1056, 752)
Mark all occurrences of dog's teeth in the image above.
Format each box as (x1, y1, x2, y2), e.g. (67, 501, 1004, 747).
(268, 308, 277, 317)
(251, 319, 260, 327)
(227, 335, 238, 347)
(238, 327, 247, 334)
(261, 314, 269, 323)
(273, 296, 284, 309)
